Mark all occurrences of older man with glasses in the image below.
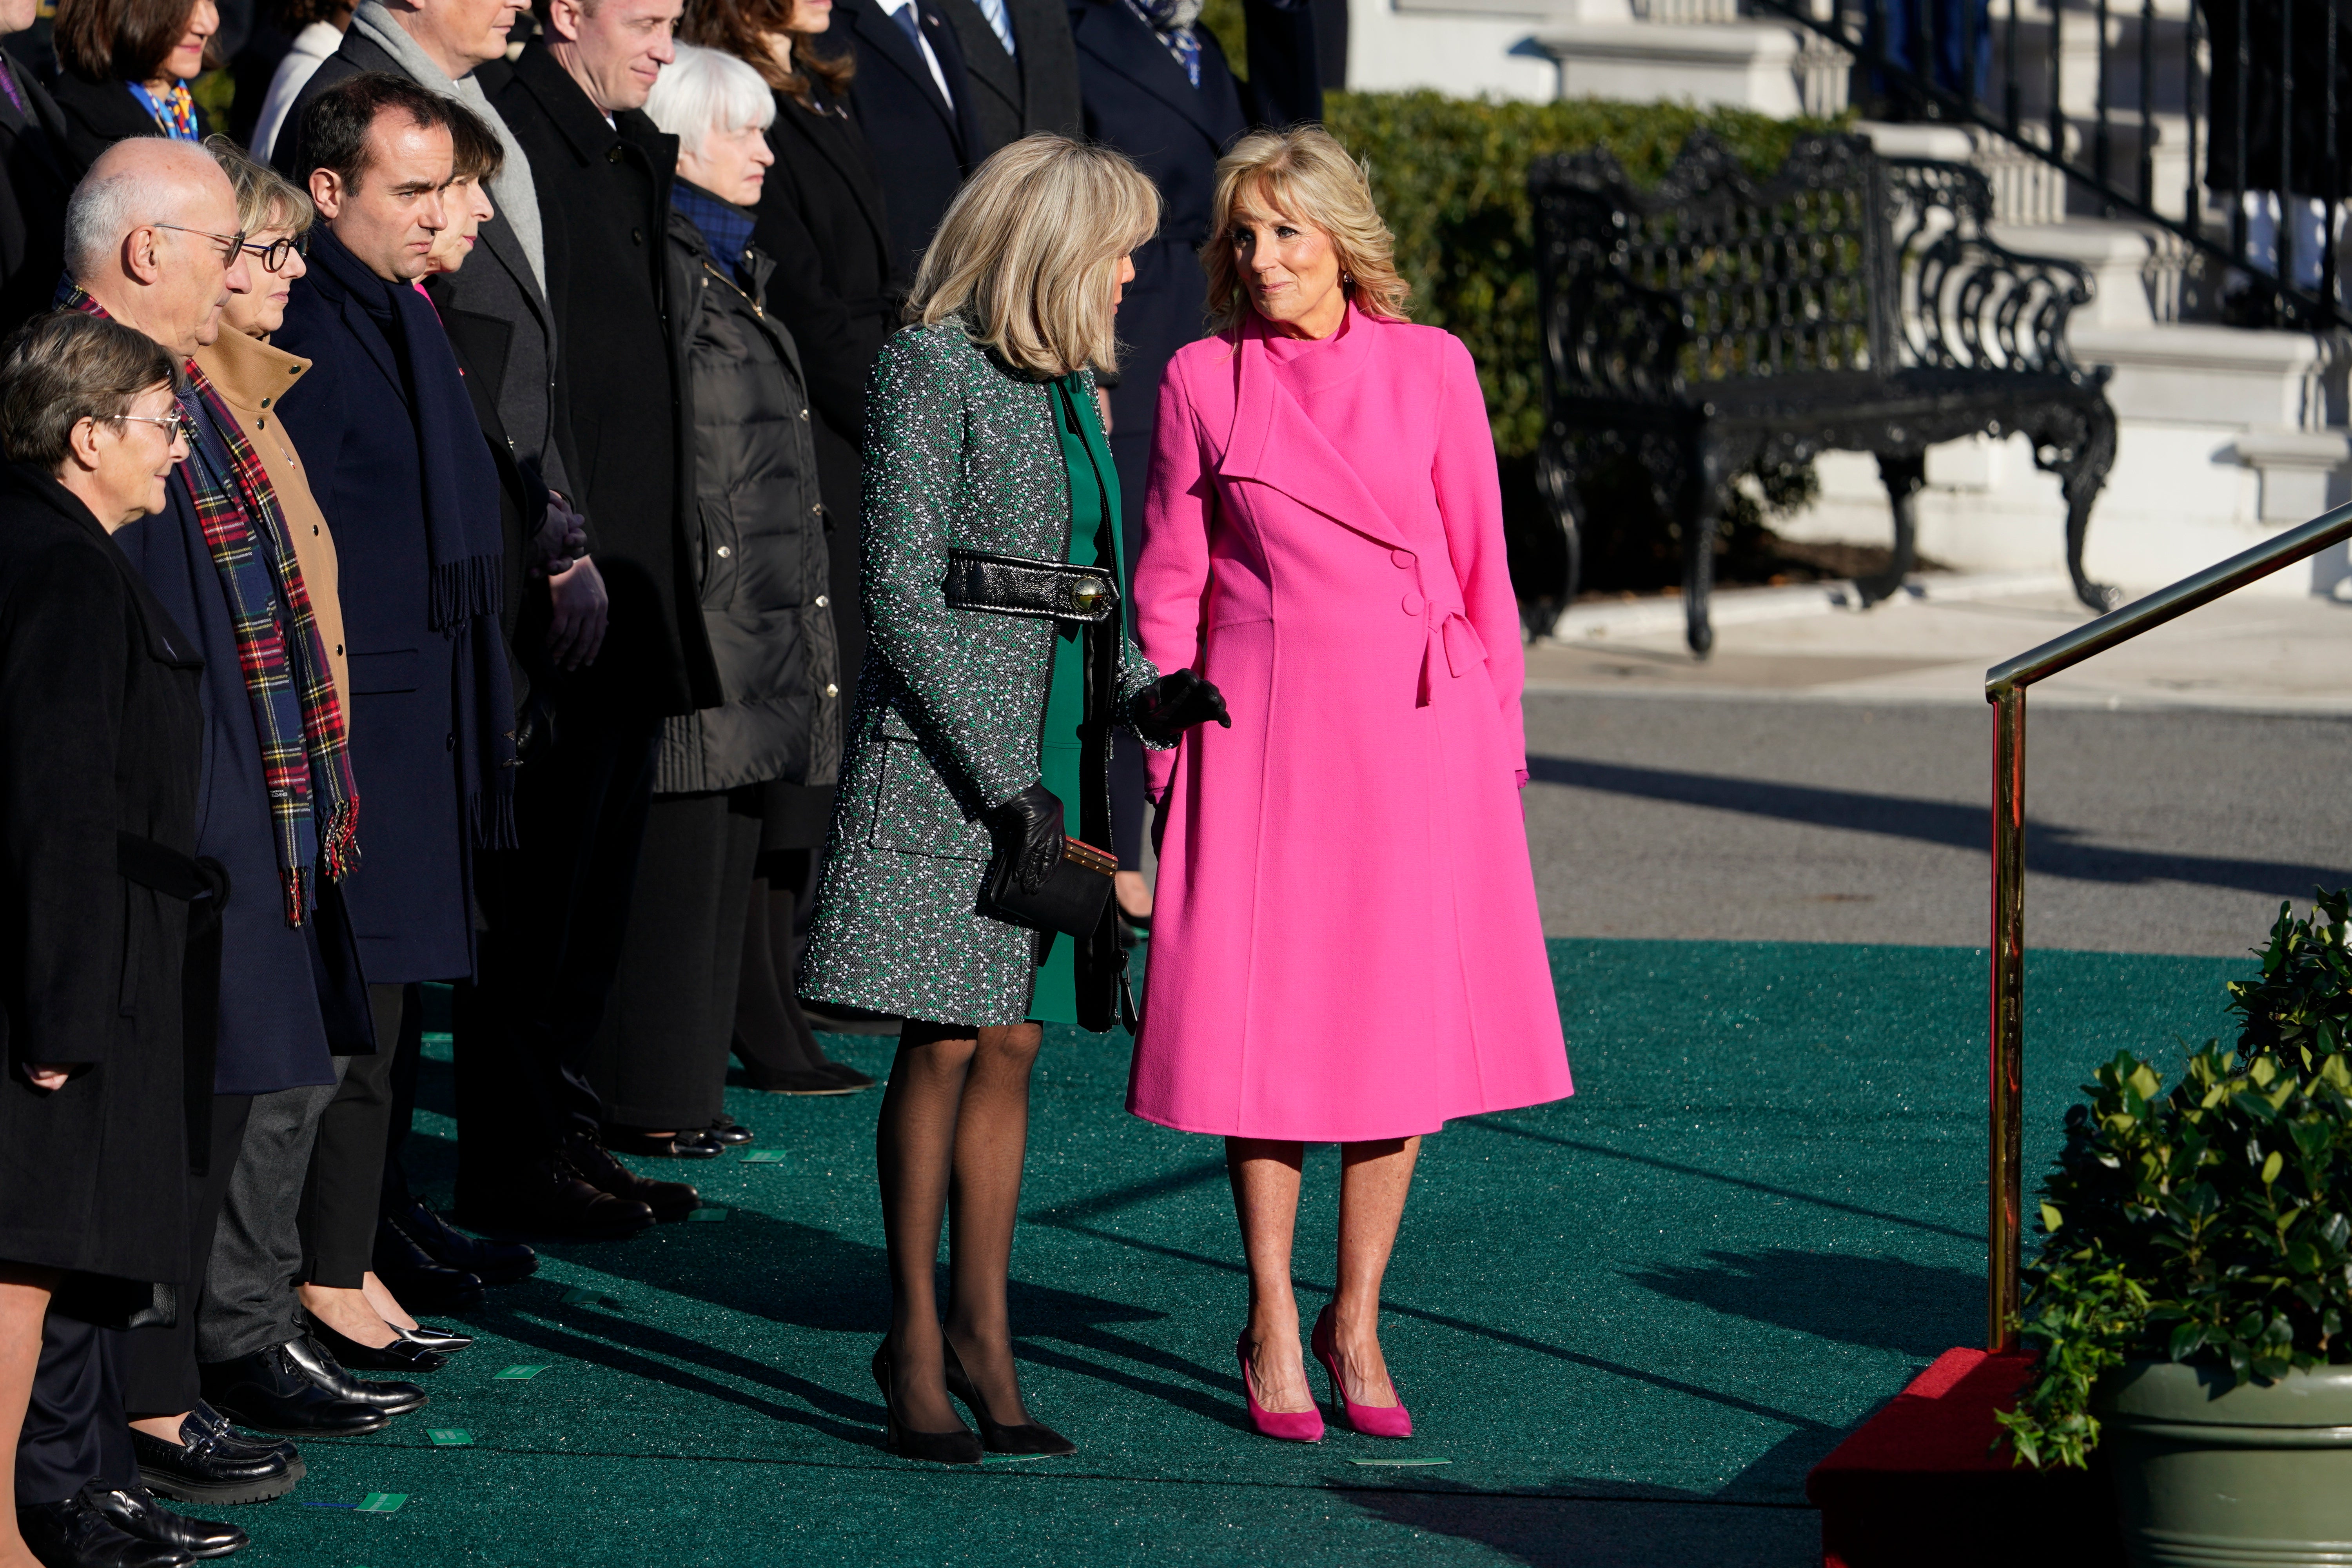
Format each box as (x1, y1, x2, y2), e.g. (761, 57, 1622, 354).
(59, 136, 396, 1534)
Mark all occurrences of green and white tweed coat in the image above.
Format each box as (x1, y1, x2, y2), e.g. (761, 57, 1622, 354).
(799, 322, 1163, 1028)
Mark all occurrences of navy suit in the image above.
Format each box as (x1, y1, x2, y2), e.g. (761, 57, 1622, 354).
(274, 238, 478, 986)
(835, 0, 994, 280)
(1066, 0, 1318, 570)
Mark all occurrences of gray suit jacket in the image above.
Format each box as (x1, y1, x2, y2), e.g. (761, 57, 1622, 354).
(937, 0, 1083, 147)
(272, 31, 578, 499)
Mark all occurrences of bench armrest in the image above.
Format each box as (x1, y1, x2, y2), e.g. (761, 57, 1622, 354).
(1886, 158, 2098, 379)
(1544, 262, 1691, 406)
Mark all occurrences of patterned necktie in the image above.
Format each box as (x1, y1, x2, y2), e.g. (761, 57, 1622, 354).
(973, 0, 1016, 55)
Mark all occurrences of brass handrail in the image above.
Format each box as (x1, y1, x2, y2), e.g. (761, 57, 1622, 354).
(1983, 499, 2352, 1352)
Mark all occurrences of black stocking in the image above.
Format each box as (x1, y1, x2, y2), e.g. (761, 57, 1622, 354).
(875, 1018, 1041, 1432)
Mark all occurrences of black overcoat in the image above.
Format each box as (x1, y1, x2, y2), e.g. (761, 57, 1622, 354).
(833, 0, 992, 280)
(938, 0, 1083, 148)
(0, 51, 73, 335)
(1067, 0, 1317, 561)
(0, 463, 201, 1285)
(485, 42, 719, 719)
(42, 69, 202, 174)
(752, 77, 893, 697)
(272, 228, 483, 985)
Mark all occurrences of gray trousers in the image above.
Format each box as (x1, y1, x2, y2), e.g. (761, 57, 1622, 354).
(196, 1062, 349, 1365)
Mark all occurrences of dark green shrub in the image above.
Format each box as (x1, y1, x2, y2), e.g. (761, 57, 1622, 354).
(2000, 892, 2352, 1471)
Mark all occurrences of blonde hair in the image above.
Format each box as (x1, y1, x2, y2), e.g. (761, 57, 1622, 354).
(1202, 125, 1410, 334)
(204, 134, 314, 236)
(907, 134, 1161, 379)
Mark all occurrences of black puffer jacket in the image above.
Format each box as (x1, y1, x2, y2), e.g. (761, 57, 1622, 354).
(658, 204, 843, 795)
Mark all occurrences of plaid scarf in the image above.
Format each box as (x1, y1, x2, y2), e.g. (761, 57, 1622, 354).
(65, 285, 360, 925)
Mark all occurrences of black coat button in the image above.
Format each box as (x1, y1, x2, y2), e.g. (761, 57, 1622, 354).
(606, 145, 621, 163)
(632, 227, 643, 244)
(446, 733, 457, 751)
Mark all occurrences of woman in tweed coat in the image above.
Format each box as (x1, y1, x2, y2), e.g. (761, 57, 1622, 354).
(800, 135, 1229, 1465)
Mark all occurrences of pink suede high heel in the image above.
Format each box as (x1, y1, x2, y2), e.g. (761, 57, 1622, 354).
(1236, 1335, 1324, 1443)
(1311, 1305, 1413, 1439)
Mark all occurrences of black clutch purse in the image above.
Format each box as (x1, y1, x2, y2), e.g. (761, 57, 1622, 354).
(985, 835, 1118, 937)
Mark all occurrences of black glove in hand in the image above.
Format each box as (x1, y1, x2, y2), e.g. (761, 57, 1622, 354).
(1131, 669, 1232, 747)
(991, 782, 1067, 895)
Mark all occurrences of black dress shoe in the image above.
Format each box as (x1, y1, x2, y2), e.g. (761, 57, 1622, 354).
(17, 1493, 194, 1567)
(601, 1124, 723, 1159)
(303, 1314, 447, 1373)
(457, 1162, 657, 1239)
(280, 1335, 426, 1414)
(868, 1342, 981, 1465)
(184, 1403, 300, 1474)
(941, 1339, 1076, 1456)
(817, 1060, 877, 1091)
(131, 1408, 296, 1506)
(200, 1342, 390, 1437)
(371, 1220, 486, 1313)
(743, 1063, 858, 1096)
(707, 1115, 753, 1146)
(559, 1134, 699, 1220)
(388, 1199, 537, 1285)
(82, 1486, 247, 1560)
(395, 1322, 473, 1354)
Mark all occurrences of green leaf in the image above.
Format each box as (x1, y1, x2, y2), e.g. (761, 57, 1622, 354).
(2264, 1151, 2286, 1185)
(2040, 1203, 2063, 1233)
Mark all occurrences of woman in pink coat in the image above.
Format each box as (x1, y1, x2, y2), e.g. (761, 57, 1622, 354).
(1127, 127, 1573, 1443)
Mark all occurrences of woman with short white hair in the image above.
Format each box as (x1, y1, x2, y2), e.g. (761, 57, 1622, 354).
(800, 134, 1231, 1464)
(583, 44, 844, 1157)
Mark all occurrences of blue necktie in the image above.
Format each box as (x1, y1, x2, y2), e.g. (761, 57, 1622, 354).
(889, 2, 925, 50)
(975, 0, 1016, 54)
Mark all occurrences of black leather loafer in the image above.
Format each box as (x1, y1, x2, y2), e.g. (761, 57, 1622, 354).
(371, 1218, 486, 1312)
(131, 1408, 296, 1505)
(200, 1343, 391, 1437)
(818, 1059, 878, 1090)
(303, 1314, 448, 1373)
(388, 1199, 537, 1285)
(560, 1134, 699, 1220)
(456, 1162, 657, 1239)
(707, 1116, 753, 1146)
(82, 1485, 248, 1560)
(281, 1334, 427, 1414)
(17, 1494, 194, 1567)
(602, 1125, 723, 1159)
(396, 1321, 474, 1354)
(186, 1401, 301, 1473)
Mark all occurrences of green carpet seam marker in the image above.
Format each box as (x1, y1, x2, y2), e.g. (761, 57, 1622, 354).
(357, 1493, 407, 1512)
(427, 1429, 472, 1446)
(559, 1287, 623, 1308)
(686, 1206, 728, 1221)
(740, 1150, 788, 1163)
(492, 1364, 550, 1380)
(1347, 1458, 1450, 1467)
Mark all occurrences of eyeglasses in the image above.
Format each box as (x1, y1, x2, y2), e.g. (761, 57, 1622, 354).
(240, 233, 309, 272)
(102, 410, 196, 443)
(151, 222, 248, 265)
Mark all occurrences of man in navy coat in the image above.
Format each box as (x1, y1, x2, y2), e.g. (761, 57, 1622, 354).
(833, 0, 994, 280)
(70, 135, 381, 1502)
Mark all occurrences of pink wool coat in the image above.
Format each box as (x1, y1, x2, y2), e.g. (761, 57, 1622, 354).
(1125, 305, 1573, 1143)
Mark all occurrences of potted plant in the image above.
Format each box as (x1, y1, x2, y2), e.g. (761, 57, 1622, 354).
(2000, 893, 2352, 1567)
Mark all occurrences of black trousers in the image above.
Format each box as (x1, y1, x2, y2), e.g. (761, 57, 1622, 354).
(457, 702, 660, 1196)
(583, 792, 760, 1129)
(19, 1316, 133, 1504)
(299, 984, 405, 1288)
(378, 981, 427, 1218)
(115, 1093, 250, 1420)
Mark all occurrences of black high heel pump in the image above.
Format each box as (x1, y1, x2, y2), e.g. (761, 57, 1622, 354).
(942, 1339, 1075, 1456)
(869, 1341, 982, 1465)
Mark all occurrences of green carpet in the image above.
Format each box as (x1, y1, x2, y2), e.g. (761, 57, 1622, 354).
(178, 938, 2244, 1567)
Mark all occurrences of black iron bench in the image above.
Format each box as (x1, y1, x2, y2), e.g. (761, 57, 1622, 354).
(1529, 131, 2118, 655)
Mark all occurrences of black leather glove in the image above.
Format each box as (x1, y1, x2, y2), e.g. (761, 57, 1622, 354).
(991, 782, 1067, 895)
(1131, 669, 1232, 747)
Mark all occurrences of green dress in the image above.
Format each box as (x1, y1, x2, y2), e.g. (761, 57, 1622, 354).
(1029, 373, 1123, 1025)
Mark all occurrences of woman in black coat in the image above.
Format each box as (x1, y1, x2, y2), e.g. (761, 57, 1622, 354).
(47, 0, 220, 172)
(1066, 0, 1316, 920)
(687, 0, 893, 1080)
(0, 312, 242, 1562)
(586, 42, 850, 1147)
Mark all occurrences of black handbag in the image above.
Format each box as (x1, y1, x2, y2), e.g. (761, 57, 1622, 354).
(984, 834, 1118, 938)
